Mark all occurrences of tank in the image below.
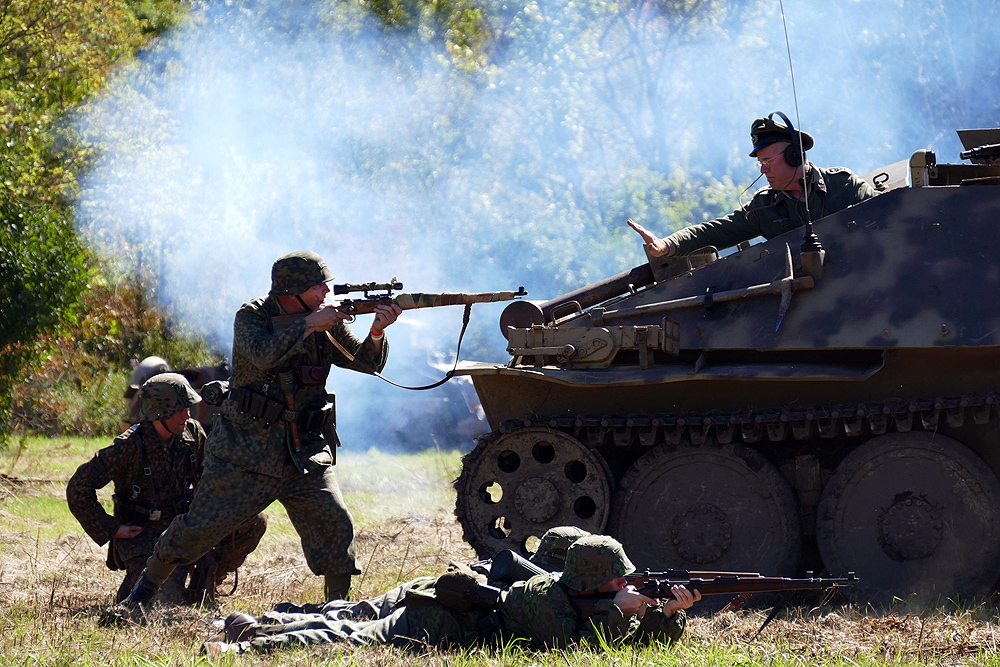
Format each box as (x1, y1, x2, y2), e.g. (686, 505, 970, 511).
(453, 129, 1000, 605)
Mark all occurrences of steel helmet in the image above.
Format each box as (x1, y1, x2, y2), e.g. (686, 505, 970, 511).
(560, 535, 635, 592)
(125, 356, 172, 399)
(269, 250, 335, 296)
(138, 372, 202, 422)
(530, 526, 592, 571)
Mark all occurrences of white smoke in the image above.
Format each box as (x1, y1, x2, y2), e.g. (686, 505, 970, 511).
(74, 0, 1000, 451)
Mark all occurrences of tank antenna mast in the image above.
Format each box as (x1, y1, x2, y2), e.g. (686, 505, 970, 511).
(779, 0, 826, 280)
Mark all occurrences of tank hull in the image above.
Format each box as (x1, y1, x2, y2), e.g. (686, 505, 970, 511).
(455, 152, 1000, 606)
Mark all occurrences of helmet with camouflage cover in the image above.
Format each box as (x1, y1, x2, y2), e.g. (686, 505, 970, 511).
(139, 372, 202, 422)
(530, 525, 592, 571)
(560, 535, 635, 592)
(269, 250, 335, 296)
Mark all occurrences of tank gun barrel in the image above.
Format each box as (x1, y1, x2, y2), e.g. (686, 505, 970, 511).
(540, 263, 655, 323)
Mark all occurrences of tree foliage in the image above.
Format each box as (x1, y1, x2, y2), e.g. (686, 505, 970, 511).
(0, 0, 187, 443)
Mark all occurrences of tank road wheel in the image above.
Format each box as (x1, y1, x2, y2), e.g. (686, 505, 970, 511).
(454, 428, 613, 558)
(817, 432, 1000, 606)
(608, 443, 801, 575)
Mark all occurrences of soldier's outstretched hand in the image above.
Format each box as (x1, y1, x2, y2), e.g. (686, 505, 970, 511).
(627, 218, 672, 257)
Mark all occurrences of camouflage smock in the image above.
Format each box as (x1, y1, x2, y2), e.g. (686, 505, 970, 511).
(499, 573, 686, 649)
(66, 420, 204, 561)
(214, 294, 388, 478)
(667, 163, 876, 255)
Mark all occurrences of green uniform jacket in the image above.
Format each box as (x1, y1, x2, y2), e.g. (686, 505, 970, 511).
(66, 420, 204, 553)
(213, 295, 388, 478)
(668, 163, 876, 255)
(499, 574, 686, 649)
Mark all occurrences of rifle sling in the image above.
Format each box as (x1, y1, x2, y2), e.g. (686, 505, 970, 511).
(326, 304, 473, 391)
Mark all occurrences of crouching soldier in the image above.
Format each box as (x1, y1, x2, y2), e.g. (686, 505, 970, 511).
(67, 373, 268, 603)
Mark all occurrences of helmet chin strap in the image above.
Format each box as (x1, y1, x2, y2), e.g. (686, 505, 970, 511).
(295, 294, 311, 312)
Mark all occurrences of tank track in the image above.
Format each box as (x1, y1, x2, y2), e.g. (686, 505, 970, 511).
(454, 392, 999, 558)
(491, 392, 1000, 448)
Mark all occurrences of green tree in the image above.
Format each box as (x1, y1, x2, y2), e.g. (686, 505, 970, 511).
(0, 0, 163, 443)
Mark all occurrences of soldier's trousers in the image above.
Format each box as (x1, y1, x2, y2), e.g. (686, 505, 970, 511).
(248, 606, 415, 651)
(146, 453, 359, 586)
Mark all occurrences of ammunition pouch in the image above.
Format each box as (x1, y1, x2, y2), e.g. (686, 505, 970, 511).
(113, 493, 191, 525)
(301, 403, 333, 435)
(298, 365, 329, 387)
(232, 386, 286, 424)
(231, 386, 334, 436)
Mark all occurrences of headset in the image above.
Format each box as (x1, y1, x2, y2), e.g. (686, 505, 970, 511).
(769, 111, 804, 167)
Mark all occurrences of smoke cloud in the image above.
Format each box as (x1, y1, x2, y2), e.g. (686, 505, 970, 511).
(75, 0, 1000, 452)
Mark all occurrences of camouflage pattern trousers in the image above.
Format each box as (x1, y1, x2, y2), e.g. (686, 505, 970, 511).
(146, 453, 359, 585)
(248, 606, 415, 651)
(246, 601, 484, 652)
(114, 512, 267, 602)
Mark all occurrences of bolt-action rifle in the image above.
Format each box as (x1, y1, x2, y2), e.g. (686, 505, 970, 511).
(489, 548, 763, 585)
(570, 572, 859, 621)
(271, 279, 528, 330)
(270, 279, 528, 390)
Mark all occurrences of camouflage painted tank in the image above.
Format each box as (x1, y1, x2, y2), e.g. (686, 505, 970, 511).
(454, 130, 1000, 605)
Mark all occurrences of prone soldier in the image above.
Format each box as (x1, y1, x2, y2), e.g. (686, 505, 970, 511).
(202, 532, 699, 655)
(67, 373, 267, 603)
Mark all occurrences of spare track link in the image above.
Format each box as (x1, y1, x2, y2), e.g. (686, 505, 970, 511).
(493, 393, 1000, 447)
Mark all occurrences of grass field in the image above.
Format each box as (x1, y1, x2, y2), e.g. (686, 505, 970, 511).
(2, 436, 1000, 666)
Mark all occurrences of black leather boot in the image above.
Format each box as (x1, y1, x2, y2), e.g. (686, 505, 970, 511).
(324, 574, 352, 601)
(99, 572, 161, 626)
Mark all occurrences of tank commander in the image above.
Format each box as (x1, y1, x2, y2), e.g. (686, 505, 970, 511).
(106, 251, 402, 623)
(67, 373, 266, 603)
(201, 534, 700, 655)
(628, 113, 876, 256)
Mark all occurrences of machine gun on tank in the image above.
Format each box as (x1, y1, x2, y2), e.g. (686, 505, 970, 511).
(960, 143, 1000, 166)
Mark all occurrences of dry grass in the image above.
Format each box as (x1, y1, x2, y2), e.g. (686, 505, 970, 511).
(2, 438, 1000, 666)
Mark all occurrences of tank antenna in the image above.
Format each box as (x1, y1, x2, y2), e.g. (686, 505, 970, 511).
(779, 0, 826, 280)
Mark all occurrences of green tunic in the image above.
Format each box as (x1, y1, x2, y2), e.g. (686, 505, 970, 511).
(668, 163, 876, 255)
(147, 294, 388, 583)
(499, 574, 686, 649)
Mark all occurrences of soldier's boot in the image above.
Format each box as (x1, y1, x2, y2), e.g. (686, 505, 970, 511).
(324, 574, 352, 601)
(99, 572, 161, 626)
(224, 612, 260, 642)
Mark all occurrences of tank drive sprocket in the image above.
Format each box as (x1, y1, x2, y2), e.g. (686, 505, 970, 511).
(817, 432, 1000, 606)
(608, 441, 802, 574)
(454, 427, 613, 559)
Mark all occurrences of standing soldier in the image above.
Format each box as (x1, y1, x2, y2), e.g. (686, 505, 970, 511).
(68, 373, 267, 603)
(107, 250, 401, 621)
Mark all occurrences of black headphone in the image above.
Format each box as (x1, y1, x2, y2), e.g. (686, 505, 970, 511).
(769, 111, 804, 167)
